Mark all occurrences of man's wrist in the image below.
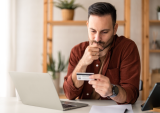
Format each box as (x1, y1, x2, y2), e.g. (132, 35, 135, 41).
(71, 59, 87, 88)
(79, 59, 88, 70)
(108, 84, 113, 96)
(108, 84, 119, 98)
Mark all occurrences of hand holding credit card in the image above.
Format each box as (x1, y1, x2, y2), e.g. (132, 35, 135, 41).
(77, 73, 95, 81)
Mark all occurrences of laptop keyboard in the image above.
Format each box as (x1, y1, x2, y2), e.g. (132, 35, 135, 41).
(61, 101, 76, 108)
(62, 104, 75, 108)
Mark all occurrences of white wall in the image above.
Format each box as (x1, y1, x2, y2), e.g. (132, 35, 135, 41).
(16, 0, 43, 72)
(0, 0, 10, 97)
(16, 0, 142, 88)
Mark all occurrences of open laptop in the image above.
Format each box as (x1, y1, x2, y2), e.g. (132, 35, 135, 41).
(141, 83, 160, 111)
(9, 72, 88, 111)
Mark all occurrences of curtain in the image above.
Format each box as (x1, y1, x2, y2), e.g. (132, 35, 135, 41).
(0, 0, 16, 97)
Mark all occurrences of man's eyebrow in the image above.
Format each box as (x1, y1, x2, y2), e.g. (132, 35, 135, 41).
(90, 28, 110, 31)
(101, 29, 110, 32)
(90, 28, 95, 30)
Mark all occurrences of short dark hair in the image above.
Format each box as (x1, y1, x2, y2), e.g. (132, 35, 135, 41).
(88, 2, 117, 27)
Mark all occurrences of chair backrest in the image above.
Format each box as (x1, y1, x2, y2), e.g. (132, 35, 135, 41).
(139, 80, 143, 91)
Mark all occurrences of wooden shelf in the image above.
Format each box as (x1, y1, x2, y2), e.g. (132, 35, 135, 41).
(48, 21, 86, 25)
(48, 20, 125, 26)
(150, 49, 160, 53)
(149, 20, 160, 24)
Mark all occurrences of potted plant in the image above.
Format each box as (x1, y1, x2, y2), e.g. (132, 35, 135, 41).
(53, 0, 85, 20)
(157, 6, 160, 20)
(47, 51, 68, 94)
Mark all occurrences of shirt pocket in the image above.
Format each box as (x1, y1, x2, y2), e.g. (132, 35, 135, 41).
(106, 68, 120, 85)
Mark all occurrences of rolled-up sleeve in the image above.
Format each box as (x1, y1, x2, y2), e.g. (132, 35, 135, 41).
(120, 41, 140, 104)
(63, 47, 84, 100)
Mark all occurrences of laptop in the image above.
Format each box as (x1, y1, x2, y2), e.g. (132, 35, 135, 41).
(141, 83, 160, 111)
(9, 72, 88, 111)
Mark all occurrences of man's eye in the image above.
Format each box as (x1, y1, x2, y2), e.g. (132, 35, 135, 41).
(103, 32, 108, 33)
(91, 31, 96, 33)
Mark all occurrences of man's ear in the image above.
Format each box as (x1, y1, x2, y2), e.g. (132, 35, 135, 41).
(86, 21, 89, 28)
(113, 23, 118, 35)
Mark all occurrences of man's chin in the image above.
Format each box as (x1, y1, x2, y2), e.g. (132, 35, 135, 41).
(99, 49, 104, 52)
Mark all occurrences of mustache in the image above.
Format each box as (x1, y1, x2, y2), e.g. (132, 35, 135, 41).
(90, 40, 113, 52)
(91, 40, 105, 46)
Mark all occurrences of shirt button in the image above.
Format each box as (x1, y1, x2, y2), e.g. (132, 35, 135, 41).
(96, 64, 99, 67)
(86, 93, 89, 96)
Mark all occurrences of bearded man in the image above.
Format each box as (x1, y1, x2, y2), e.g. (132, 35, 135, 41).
(63, 2, 140, 104)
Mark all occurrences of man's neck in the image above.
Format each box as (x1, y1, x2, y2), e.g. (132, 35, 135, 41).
(99, 45, 110, 58)
(100, 55, 106, 63)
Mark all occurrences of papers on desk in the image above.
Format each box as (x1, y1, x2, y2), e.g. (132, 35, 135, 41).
(89, 104, 133, 113)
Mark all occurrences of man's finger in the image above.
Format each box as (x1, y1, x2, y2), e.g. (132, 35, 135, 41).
(91, 55, 99, 60)
(88, 47, 100, 52)
(90, 44, 104, 50)
(89, 79, 106, 87)
(95, 88, 107, 98)
(89, 74, 106, 80)
(91, 52, 100, 56)
(92, 84, 106, 91)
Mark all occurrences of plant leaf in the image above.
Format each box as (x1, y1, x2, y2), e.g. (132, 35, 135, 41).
(158, 6, 160, 12)
(53, 0, 85, 10)
(60, 61, 65, 71)
(72, 4, 86, 10)
(58, 51, 62, 72)
(64, 58, 69, 71)
(68, 0, 75, 8)
(47, 64, 52, 71)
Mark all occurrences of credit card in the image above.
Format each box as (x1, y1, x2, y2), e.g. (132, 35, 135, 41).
(77, 73, 94, 81)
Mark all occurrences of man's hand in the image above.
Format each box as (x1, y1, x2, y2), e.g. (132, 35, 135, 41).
(81, 44, 103, 66)
(88, 74, 113, 97)
(71, 44, 103, 88)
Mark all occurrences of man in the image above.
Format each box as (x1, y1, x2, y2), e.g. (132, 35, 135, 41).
(63, 2, 140, 104)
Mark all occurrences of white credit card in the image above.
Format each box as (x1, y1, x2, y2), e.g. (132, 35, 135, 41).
(77, 73, 94, 81)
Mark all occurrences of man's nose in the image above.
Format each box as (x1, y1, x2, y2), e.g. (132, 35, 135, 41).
(94, 33, 101, 42)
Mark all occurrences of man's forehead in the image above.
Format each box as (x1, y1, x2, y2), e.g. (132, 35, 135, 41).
(88, 15, 113, 29)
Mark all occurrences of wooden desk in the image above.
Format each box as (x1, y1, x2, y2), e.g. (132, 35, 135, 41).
(0, 97, 158, 113)
(59, 94, 66, 99)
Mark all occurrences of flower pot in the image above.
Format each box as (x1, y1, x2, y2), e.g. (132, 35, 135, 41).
(61, 9, 74, 20)
(158, 12, 160, 20)
(48, 71, 60, 94)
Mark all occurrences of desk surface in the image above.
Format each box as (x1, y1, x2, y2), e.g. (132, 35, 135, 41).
(0, 97, 159, 113)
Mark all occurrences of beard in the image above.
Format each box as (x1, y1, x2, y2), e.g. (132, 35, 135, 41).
(89, 35, 114, 52)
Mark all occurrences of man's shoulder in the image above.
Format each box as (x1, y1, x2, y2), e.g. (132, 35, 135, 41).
(71, 41, 89, 54)
(115, 35, 137, 49)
